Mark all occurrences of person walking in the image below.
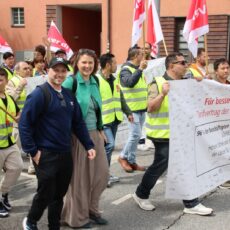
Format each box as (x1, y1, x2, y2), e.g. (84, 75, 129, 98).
(117, 45, 147, 173)
(133, 52, 213, 216)
(213, 58, 230, 189)
(96, 53, 133, 187)
(6, 61, 34, 174)
(61, 49, 109, 228)
(19, 57, 96, 230)
(0, 68, 23, 218)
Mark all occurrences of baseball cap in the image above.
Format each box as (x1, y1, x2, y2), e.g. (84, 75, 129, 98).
(48, 57, 69, 70)
(55, 49, 66, 55)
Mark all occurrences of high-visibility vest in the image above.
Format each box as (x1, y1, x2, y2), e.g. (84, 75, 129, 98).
(97, 74, 123, 125)
(3, 67, 14, 80)
(145, 76, 169, 139)
(68, 64, 74, 74)
(0, 95, 16, 147)
(10, 76, 26, 110)
(189, 66, 204, 78)
(118, 65, 147, 111)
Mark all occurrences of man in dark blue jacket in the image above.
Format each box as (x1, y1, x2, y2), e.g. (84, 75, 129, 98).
(19, 57, 96, 230)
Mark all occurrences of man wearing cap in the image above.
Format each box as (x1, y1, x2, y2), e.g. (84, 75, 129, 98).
(55, 49, 74, 74)
(19, 57, 96, 230)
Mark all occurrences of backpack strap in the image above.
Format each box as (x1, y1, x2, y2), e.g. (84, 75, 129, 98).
(71, 75, 78, 94)
(37, 83, 51, 113)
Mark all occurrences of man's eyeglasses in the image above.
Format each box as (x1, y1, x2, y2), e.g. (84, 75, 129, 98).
(57, 92, 66, 107)
(172, 60, 188, 66)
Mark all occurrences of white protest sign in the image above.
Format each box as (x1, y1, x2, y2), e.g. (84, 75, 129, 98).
(166, 79, 230, 200)
(25, 75, 48, 96)
(143, 57, 166, 84)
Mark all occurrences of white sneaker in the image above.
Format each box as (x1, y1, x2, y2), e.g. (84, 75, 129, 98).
(109, 175, 120, 183)
(132, 193, 155, 211)
(137, 144, 150, 151)
(183, 203, 213, 216)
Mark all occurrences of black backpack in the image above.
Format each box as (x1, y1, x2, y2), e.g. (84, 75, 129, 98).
(39, 75, 99, 112)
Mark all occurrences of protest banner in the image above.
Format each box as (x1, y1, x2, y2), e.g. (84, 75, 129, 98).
(25, 76, 48, 96)
(166, 79, 230, 200)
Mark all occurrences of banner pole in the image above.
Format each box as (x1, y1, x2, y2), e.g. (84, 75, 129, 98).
(162, 38, 168, 56)
(0, 106, 17, 122)
(204, 34, 209, 74)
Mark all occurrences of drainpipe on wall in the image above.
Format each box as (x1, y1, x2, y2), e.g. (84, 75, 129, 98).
(155, 0, 160, 15)
(107, 0, 111, 52)
(227, 17, 230, 60)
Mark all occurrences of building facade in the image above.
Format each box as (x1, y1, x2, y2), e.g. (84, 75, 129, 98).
(0, 0, 229, 63)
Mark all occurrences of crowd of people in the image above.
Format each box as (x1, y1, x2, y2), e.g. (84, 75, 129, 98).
(0, 41, 229, 230)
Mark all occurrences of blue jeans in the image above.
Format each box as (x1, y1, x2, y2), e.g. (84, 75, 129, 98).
(120, 112, 145, 164)
(104, 121, 119, 166)
(136, 141, 199, 208)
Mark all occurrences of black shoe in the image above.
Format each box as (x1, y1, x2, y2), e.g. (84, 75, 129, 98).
(76, 222, 92, 229)
(22, 217, 38, 230)
(2, 193, 11, 211)
(0, 201, 9, 218)
(89, 214, 108, 225)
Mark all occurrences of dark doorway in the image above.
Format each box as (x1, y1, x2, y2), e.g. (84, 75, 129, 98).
(62, 4, 101, 56)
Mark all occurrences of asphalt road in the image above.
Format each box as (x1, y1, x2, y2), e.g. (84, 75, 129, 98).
(1, 149, 230, 230)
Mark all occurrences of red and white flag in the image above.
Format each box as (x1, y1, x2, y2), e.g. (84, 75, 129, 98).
(0, 35, 12, 53)
(48, 21, 73, 59)
(147, 0, 163, 57)
(131, 0, 146, 46)
(183, 0, 209, 58)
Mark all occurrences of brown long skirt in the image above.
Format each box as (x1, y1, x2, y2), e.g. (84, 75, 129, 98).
(61, 130, 109, 228)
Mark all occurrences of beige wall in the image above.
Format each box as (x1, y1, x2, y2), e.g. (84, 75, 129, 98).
(0, 0, 106, 52)
(161, 0, 230, 17)
(0, 0, 229, 63)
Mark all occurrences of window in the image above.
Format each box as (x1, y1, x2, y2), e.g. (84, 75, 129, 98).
(11, 8, 25, 26)
(176, 18, 204, 60)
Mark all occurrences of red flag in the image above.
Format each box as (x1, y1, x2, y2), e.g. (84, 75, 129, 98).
(147, 0, 163, 57)
(183, 0, 209, 57)
(48, 21, 73, 59)
(132, 0, 146, 46)
(0, 35, 12, 53)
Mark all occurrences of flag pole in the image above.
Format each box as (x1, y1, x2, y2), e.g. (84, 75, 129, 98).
(204, 34, 209, 74)
(142, 0, 147, 59)
(162, 38, 168, 56)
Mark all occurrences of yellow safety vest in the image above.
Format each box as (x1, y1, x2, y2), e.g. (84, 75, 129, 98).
(118, 65, 147, 111)
(97, 74, 123, 124)
(145, 76, 169, 139)
(10, 76, 26, 110)
(3, 68, 14, 80)
(189, 66, 204, 78)
(0, 95, 16, 147)
(68, 64, 74, 74)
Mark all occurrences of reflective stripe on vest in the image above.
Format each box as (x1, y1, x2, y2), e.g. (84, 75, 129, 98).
(189, 67, 203, 78)
(10, 76, 26, 109)
(97, 74, 123, 124)
(145, 76, 169, 139)
(118, 65, 147, 111)
(0, 95, 16, 147)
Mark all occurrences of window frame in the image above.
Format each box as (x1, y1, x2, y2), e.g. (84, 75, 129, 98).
(11, 7, 25, 27)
